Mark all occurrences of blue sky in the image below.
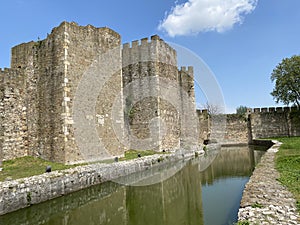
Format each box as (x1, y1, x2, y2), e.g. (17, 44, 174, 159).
(1, 0, 300, 112)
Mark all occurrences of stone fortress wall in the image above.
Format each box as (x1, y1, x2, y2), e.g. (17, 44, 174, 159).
(0, 22, 198, 164)
(122, 36, 197, 152)
(250, 107, 300, 139)
(0, 22, 125, 164)
(122, 35, 180, 151)
(197, 106, 300, 145)
(1, 22, 300, 165)
(0, 68, 28, 160)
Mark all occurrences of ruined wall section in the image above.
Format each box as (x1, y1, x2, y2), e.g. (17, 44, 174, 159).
(122, 36, 180, 151)
(0, 68, 28, 160)
(62, 22, 123, 164)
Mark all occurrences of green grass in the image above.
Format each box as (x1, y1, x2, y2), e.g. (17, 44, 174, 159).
(234, 221, 250, 225)
(120, 149, 165, 161)
(273, 136, 300, 211)
(251, 202, 264, 208)
(0, 150, 166, 182)
(234, 221, 260, 225)
(0, 156, 76, 182)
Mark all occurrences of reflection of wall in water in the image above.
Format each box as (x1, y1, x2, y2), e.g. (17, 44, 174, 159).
(49, 186, 127, 225)
(200, 147, 256, 185)
(0, 162, 203, 225)
(0, 181, 122, 225)
(125, 161, 203, 225)
(248, 146, 266, 169)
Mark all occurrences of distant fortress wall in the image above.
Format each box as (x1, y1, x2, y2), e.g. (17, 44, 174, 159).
(197, 107, 300, 145)
(249, 107, 300, 139)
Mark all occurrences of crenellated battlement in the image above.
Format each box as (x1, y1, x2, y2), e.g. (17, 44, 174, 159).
(4, 68, 20, 72)
(249, 106, 300, 139)
(251, 107, 299, 113)
(123, 35, 165, 49)
(178, 65, 195, 100)
(196, 109, 209, 114)
(0, 68, 14, 72)
(122, 35, 177, 65)
(0, 68, 9, 73)
(178, 66, 193, 75)
(0, 68, 26, 82)
(179, 66, 194, 78)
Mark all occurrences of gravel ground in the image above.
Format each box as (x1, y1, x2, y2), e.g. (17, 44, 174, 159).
(238, 141, 300, 224)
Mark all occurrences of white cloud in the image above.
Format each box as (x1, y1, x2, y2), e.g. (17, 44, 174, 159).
(158, 0, 258, 37)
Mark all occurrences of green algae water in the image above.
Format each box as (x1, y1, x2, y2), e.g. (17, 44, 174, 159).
(0, 146, 265, 225)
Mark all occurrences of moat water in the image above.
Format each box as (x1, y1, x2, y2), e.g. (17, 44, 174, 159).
(0, 146, 266, 225)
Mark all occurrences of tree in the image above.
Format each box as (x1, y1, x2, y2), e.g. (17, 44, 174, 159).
(236, 105, 248, 115)
(202, 102, 223, 115)
(271, 55, 300, 107)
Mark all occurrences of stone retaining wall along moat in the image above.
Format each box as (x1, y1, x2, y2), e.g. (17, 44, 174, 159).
(238, 140, 300, 224)
(0, 151, 198, 216)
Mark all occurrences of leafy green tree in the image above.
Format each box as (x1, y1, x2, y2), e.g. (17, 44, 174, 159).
(271, 55, 300, 107)
(236, 105, 248, 115)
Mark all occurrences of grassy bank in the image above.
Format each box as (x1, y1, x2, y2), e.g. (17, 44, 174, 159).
(0, 150, 164, 182)
(274, 137, 300, 211)
(0, 156, 76, 182)
(120, 149, 166, 161)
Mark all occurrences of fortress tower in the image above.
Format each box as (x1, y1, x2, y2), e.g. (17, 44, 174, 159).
(122, 36, 198, 152)
(1, 22, 124, 164)
(0, 22, 198, 164)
